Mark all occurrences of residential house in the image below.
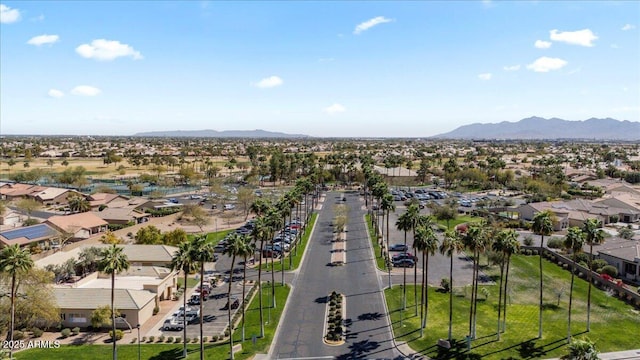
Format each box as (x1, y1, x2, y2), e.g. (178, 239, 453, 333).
(46, 212, 108, 240)
(516, 202, 569, 231)
(54, 288, 156, 329)
(94, 207, 150, 225)
(595, 238, 640, 283)
(0, 223, 61, 249)
(0, 183, 46, 201)
(596, 193, 640, 223)
(32, 188, 79, 206)
(87, 193, 130, 210)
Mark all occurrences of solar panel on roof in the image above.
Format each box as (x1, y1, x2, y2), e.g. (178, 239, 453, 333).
(0, 224, 57, 241)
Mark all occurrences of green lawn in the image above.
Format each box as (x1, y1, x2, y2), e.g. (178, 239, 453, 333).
(186, 229, 233, 243)
(386, 255, 640, 359)
(177, 277, 200, 289)
(261, 213, 318, 272)
(436, 215, 483, 231)
(15, 284, 291, 360)
(365, 213, 387, 271)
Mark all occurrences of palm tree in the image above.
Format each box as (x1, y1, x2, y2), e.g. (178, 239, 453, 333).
(381, 193, 395, 259)
(439, 229, 463, 341)
(239, 235, 255, 342)
(532, 209, 554, 338)
(396, 207, 415, 311)
(414, 224, 438, 336)
(223, 233, 244, 360)
(564, 227, 585, 343)
(98, 244, 129, 360)
(0, 245, 34, 360)
(190, 234, 215, 360)
(170, 241, 196, 358)
(276, 196, 291, 285)
(501, 230, 520, 333)
(408, 206, 422, 316)
(582, 218, 604, 332)
(252, 216, 269, 338)
(68, 194, 90, 213)
(492, 229, 512, 341)
(462, 222, 486, 339)
(265, 208, 282, 309)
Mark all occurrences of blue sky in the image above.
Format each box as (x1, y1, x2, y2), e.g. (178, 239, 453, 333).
(1, 1, 638, 137)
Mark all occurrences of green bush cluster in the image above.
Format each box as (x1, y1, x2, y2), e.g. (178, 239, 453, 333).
(547, 238, 564, 249)
(326, 291, 344, 342)
(13, 331, 25, 340)
(31, 328, 43, 338)
(61, 328, 71, 338)
(72, 327, 80, 335)
(108, 329, 124, 341)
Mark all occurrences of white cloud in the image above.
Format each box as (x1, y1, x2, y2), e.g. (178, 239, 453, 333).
(71, 85, 101, 96)
(622, 24, 636, 31)
(503, 65, 521, 71)
(0, 4, 21, 23)
(48, 89, 64, 98)
(526, 56, 568, 72)
(324, 103, 346, 115)
(478, 73, 492, 80)
(30, 14, 44, 22)
(254, 76, 283, 88)
(76, 39, 143, 61)
(549, 29, 598, 47)
(534, 40, 552, 49)
(27, 34, 60, 46)
(353, 16, 393, 35)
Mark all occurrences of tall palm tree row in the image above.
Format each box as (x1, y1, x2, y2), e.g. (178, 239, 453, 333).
(223, 233, 245, 360)
(413, 223, 439, 336)
(265, 207, 282, 309)
(582, 218, 604, 332)
(239, 235, 255, 342)
(252, 215, 270, 338)
(500, 229, 520, 334)
(97, 244, 130, 360)
(462, 222, 486, 339)
(563, 227, 585, 343)
(532, 209, 555, 339)
(189, 234, 215, 360)
(170, 241, 197, 358)
(396, 207, 415, 311)
(439, 229, 463, 341)
(0, 244, 34, 360)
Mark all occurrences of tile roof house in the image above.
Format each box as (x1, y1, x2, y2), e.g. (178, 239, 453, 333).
(45, 212, 108, 240)
(0, 223, 61, 248)
(0, 183, 46, 201)
(87, 193, 130, 210)
(54, 288, 156, 329)
(32, 188, 79, 205)
(94, 207, 150, 225)
(595, 193, 640, 223)
(595, 238, 640, 283)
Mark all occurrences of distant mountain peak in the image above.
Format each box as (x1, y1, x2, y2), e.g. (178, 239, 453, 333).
(433, 117, 639, 140)
(132, 129, 309, 138)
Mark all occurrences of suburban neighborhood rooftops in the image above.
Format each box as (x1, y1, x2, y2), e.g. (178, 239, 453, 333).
(46, 212, 109, 232)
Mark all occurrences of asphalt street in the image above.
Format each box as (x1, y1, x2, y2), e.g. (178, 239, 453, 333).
(271, 191, 401, 360)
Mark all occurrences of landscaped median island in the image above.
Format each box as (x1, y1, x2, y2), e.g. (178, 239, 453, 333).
(330, 205, 347, 266)
(14, 284, 291, 360)
(323, 291, 345, 345)
(384, 255, 640, 360)
(365, 213, 386, 271)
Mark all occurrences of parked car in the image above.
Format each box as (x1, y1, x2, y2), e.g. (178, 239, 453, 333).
(222, 297, 240, 310)
(392, 252, 418, 262)
(392, 258, 415, 268)
(163, 318, 185, 331)
(389, 244, 408, 252)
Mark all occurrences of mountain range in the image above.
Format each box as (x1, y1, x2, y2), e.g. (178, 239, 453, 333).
(132, 129, 309, 138)
(433, 117, 640, 140)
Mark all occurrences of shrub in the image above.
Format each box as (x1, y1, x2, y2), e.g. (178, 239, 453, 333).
(108, 330, 123, 341)
(202, 336, 208, 343)
(175, 337, 181, 343)
(183, 337, 189, 343)
(158, 335, 165, 343)
(440, 278, 451, 293)
(72, 327, 80, 335)
(192, 337, 199, 343)
(31, 328, 43, 338)
(167, 336, 173, 343)
(61, 328, 71, 338)
(141, 336, 147, 342)
(211, 335, 218, 342)
(153, 305, 160, 315)
(600, 265, 618, 277)
(13, 330, 25, 340)
(591, 259, 608, 271)
(148, 335, 155, 343)
(523, 236, 534, 246)
(547, 238, 563, 249)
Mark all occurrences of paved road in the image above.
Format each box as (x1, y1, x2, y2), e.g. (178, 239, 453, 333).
(271, 191, 401, 360)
